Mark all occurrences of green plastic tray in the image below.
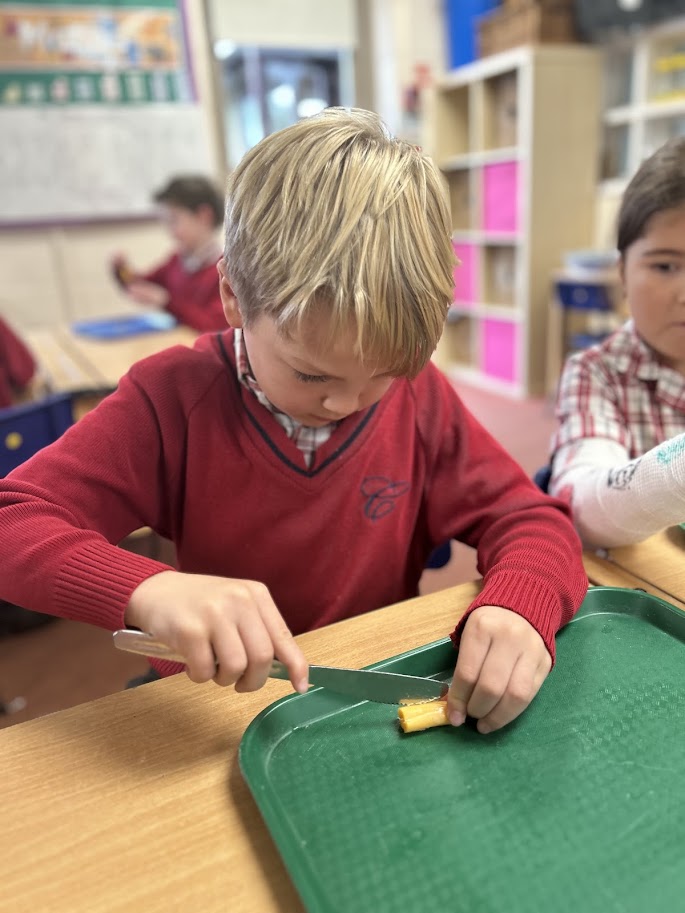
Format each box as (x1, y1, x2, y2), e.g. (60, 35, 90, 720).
(239, 587, 685, 913)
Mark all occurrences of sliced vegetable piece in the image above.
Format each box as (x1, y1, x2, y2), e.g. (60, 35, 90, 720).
(397, 699, 449, 733)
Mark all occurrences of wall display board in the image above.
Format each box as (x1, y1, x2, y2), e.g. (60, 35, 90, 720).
(0, 0, 211, 222)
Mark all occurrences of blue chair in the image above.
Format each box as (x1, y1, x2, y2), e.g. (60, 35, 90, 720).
(0, 393, 73, 713)
(533, 465, 552, 494)
(0, 393, 74, 476)
(426, 540, 452, 569)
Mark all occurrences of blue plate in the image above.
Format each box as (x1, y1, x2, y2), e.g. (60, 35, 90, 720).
(71, 312, 177, 340)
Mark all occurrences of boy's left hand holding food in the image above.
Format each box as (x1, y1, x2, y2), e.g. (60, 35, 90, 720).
(447, 605, 552, 735)
(126, 279, 170, 308)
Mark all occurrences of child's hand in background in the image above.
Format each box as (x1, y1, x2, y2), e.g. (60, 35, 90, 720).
(126, 279, 170, 308)
(110, 253, 136, 288)
(447, 605, 552, 734)
(125, 571, 309, 694)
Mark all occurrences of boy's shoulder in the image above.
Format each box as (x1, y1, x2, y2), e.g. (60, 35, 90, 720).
(126, 330, 233, 409)
(400, 359, 464, 426)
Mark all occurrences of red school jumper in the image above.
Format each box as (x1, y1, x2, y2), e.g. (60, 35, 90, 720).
(143, 253, 225, 332)
(0, 330, 587, 676)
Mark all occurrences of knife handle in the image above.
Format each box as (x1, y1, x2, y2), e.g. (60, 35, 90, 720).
(113, 629, 186, 663)
(113, 629, 288, 680)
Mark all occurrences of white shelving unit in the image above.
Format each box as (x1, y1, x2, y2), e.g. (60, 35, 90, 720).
(598, 16, 685, 241)
(424, 45, 601, 397)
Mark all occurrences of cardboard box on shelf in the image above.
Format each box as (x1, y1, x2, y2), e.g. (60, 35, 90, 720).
(479, 3, 577, 58)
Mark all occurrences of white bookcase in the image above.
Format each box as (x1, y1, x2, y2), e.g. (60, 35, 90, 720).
(597, 16, 685, 246)
(424, 44, 601, 397)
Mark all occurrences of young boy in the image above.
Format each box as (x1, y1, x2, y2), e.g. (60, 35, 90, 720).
(0, 109, 587, 735)
(549, 136, 685, 548)
(111, 174, 226, 333)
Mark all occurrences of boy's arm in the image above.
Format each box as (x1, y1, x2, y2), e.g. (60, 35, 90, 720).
(0, 369, 179, 631)
(550, 435, 685, 548)
(0, 360, 310, 693)
(420, 372, 587, 662)
(548, 345, 685, 547)
(418, 369, 587, 731)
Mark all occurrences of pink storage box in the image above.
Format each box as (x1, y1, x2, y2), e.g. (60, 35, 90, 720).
(452, 242, 477, 306)
(481, 318, 518, 382)
(482, 161, 519, 233)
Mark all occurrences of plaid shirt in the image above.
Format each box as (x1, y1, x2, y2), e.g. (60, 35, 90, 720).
(234, 329, 337, 467)
(551, 320, 685, 462)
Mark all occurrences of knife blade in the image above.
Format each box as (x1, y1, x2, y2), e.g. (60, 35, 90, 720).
(112, 629, 447, 704)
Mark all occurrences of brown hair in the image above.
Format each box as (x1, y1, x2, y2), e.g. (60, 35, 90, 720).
(223, 107, 455, 378)
(153, 175, 224, 228)
(617, 137, 685, 254)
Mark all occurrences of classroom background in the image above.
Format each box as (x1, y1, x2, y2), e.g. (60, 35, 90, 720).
(2, 0, 685, 723)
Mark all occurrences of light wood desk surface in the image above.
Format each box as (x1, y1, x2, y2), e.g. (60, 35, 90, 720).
(27, 322, 198, 394)
(0, 581, 481, 913)
(25, 327, 103, 393)
(584, 527, 685, 609)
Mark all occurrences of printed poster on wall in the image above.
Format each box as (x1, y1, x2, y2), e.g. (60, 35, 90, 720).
(0, 0, 212, 222)
(0, 0, 193, 105)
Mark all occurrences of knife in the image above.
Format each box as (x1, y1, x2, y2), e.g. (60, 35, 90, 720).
(112, 629, 447, 705)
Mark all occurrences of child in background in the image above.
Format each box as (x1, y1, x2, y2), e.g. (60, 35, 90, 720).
(550, 136, 685, 548)
(112, 174, 226, 333)
(0, 316, 37, 409)
(0, 109, 587, 735)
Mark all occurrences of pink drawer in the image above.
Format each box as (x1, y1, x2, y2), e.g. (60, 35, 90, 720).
(482, 161, 519, 233)
(480, 318, 518, 382)
(452, 242, 477, 306)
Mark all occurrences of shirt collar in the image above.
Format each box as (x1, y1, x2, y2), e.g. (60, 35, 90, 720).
(180, 238, 222, 272)
(612, 319, 685, 404)
(611, 320, 661, 382)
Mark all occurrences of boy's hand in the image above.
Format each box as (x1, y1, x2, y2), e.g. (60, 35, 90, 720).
(126, 279, 170, 308)
(447, 605, 551, 735)
(125, 571, 309, 694)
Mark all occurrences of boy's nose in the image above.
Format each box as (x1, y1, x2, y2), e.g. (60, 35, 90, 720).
(322, 389, 363, 418)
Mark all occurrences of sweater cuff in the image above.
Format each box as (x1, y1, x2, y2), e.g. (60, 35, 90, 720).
(150, 658, 185, 677)
(450, 571, 566, 664)
(53, 541, 174, 631)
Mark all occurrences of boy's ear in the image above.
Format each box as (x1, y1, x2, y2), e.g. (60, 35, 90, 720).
(618, 254, 627, 295)
(217, 259, 243, 328)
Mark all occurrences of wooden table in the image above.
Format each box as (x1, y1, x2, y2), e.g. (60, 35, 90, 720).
(26, 322, 198, 395)
(0, 581, 480, 913)
(584, 528, 685, 610)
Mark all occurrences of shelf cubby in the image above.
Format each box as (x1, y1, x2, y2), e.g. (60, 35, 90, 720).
(425, 45, 601, 396)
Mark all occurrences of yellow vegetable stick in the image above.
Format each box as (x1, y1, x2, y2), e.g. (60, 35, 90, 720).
(397, 699, 449, 733)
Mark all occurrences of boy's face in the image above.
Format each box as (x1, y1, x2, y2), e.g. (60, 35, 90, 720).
(622, 204, 685, 376)
(218, 266, 396, 426)
(159, 203, 214, 255)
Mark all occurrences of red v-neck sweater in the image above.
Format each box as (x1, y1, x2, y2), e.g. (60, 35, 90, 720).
(0, 330, 587, 676)
(143, 253, 225, 332)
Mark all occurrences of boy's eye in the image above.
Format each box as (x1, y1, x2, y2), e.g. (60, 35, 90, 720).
(294, 370, 329, 383)
(651, 261, 680, 273)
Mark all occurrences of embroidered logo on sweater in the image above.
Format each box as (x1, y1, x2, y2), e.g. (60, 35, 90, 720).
(361, 476, 409, 520)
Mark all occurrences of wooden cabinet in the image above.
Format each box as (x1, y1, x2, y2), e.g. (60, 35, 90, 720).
(424, 45, 601, 397)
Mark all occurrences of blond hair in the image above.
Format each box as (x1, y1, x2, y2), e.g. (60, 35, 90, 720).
(223, 108, 455, 377)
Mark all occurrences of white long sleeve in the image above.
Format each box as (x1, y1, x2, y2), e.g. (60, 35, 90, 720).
(550, 435, 685, 548)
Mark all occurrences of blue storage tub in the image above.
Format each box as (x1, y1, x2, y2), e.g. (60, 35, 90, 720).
(445, 0, 501, 68)
(555, 280, 615, 311)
